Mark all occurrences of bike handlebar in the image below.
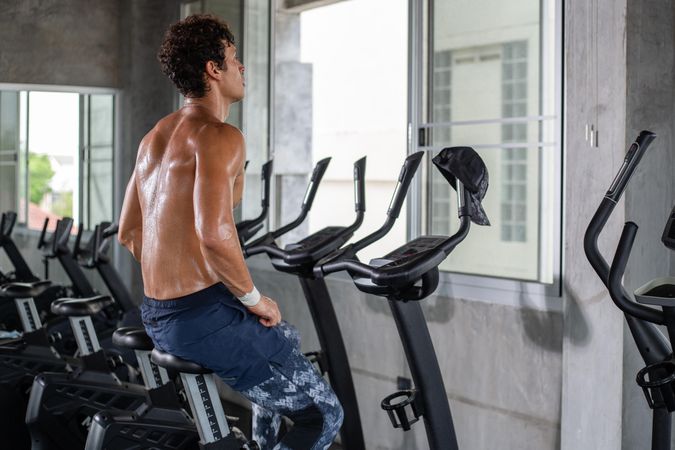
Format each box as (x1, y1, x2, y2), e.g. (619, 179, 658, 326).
(608, 221, 665, 324)
(0, 211, 17, 238)
(605, 130, 656, 203)
(583, 131, 669, 320)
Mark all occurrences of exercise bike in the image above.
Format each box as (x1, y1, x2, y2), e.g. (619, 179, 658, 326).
(315, 146, 490, 450)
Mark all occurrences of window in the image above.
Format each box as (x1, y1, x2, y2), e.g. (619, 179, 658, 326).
(0, 88, 115, 232)
(82, 95, 115, 229)
(0, 92, 20, 222)
(180, 0, 271, 230)
(418, 0, 562, 284)
(300, 0, 408, 262)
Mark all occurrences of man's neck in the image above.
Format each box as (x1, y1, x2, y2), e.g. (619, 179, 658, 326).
(183, 94, 231, 122)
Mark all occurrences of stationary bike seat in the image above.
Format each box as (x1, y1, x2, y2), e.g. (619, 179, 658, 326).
(51, 295, 113, 317)
(0, 280, 52, 299)
(151, 348, 213, 374)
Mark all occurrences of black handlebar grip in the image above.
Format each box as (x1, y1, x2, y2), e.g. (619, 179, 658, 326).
(1, 211, 17, 237)
(72, 223, 84, 258)
(663, 204, 675, 251)
(261, 159, 273, 208)
(610, 221, 639, 284)
(302, 157, 331, 211)
(37, 218, 49, 249)
(96, 222, 114, 261)
(607, 221, 665, 325)
(54, 218, 74, 254)
(353, 156, 366, 212)
(606, 130, 656, 202)
(102, 223, 119, 239)
(387, 151, 424, 218)
(635, 130, 657, 154)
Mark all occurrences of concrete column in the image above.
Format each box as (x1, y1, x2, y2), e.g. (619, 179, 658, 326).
(273, 3, 313, 246)
(561, 0, 628, 448)
(115, 0, 181, 301)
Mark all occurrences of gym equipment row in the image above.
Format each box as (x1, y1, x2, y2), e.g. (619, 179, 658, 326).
(0, 146, 491, 449)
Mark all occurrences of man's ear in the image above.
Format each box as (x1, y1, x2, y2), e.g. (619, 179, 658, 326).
(204, 60, 222, 80)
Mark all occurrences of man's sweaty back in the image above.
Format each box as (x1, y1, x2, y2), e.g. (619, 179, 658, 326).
(119, 106, 249, 300)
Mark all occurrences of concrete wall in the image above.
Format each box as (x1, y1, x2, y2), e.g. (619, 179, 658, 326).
(0, 0, 121, 87)
(272, 4, 314, 246)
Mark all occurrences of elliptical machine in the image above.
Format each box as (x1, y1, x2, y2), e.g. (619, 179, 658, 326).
(314, 147, 490, 450)
(585, 130, 675, 450)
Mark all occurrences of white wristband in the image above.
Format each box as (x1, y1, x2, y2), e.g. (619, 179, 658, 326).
(238, 286, 261, 307)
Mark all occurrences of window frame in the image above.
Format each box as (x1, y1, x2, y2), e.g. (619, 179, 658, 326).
(406, 0, 564, 306)
(0, 83, 119, 234)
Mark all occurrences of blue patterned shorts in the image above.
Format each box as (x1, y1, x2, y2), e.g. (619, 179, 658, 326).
(241, 322, 344, 450)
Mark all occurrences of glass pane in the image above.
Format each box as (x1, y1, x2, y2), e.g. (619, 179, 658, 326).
(427, 0, 558, 283)
(27, 92, 80, 229)
(0, 91, 20, 214)
(84, 93, 115, 230)
(18, 91, 28, 224)
(300, 0, 408, 261)
(88, 159, 114, 226)
(90, 95, 114, 147)
(0, 91, 19, 151)
(431, 1, 540, 123)
(0, 164, 17, 213)
(241, 0, 270, 231)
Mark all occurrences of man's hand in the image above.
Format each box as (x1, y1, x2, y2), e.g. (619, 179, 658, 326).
(247, 295, 281, 327)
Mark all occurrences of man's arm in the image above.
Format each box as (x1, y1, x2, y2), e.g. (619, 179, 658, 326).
(194, 124, 281, 326)
(118, 170, 143, 262)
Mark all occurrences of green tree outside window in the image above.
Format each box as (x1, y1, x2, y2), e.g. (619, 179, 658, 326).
(29, 153, 54, 205)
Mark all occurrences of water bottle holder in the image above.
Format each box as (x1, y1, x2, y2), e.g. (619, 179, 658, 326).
(381, 389, 422, 431)
(636, 360, 675, 412)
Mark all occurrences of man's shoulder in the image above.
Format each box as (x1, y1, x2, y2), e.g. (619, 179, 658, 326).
(197, 121, 244, 144)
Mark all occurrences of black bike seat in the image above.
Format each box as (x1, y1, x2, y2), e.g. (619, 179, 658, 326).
(151, 348, 212, 374)
(51, 295, 113, 317)
(113, 327, 154, 351)
(0, 280, 52, 299)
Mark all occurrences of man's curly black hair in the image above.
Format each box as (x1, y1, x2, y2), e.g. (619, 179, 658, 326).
(158, 14, 235, 98)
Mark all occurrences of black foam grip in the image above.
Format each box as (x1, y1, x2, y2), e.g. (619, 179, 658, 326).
(387, 152, 424, 218)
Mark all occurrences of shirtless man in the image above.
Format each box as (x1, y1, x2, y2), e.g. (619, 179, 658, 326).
(118, 14, 343, 450)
